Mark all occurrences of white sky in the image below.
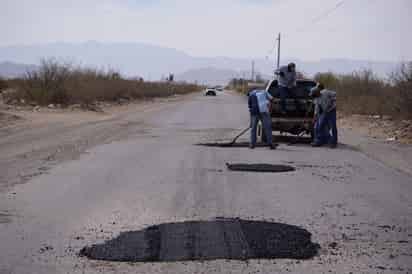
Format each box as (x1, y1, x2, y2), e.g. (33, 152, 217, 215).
(1, 0, 411, 61)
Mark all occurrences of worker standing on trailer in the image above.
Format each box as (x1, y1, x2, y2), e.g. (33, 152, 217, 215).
(310, 83, 338, 148)
(248, 89, 277, 150)
(275, 62, 297, 114)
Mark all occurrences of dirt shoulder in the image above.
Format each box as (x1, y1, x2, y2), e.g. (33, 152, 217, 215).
(339, 114, 412, 144)
(339, 114, 412, 176)
(0, 94, 195, 193)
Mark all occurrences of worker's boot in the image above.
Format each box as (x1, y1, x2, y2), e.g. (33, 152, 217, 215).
(269, 143, 278, 150)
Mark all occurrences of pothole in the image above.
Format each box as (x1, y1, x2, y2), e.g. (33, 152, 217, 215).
(226, 163, 296, 173)
(79, 218, 319, 262)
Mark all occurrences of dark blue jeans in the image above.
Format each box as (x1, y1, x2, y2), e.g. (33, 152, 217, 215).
(314, 109, 338, 145)
(314, 118, 331, 145)
(250, 112, 272, 146)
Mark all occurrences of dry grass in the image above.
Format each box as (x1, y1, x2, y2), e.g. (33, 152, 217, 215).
(4, 58, 200, 106)
(0, 77, 7, 92)
(315, 63, 412, 119)
(228, 78, 266, 94)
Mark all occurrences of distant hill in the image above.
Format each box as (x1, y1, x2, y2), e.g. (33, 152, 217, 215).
(0, 61, 37, 78)
(176, 67, 258, 86)
(0, 42, 399, 83)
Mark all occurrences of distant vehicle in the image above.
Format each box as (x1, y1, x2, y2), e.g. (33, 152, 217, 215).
(215, 86, 224, 92)
(204, 88, 217, 96)
(256, 79, 317, 141)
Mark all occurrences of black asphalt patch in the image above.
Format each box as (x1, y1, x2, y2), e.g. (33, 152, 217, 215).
(79, 218, 320, 262)
(196, 135, 311, 148)
(226, 163, 296, 173)
(196, 142, 269, 148)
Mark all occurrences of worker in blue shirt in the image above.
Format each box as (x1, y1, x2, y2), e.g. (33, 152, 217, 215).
(248, 89, 278, 149)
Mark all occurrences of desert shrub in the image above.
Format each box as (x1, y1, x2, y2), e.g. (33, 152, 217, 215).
(5, 58, 200, 105)
(12, 58, 72, 105)
(314, 70, 399, 117)
(338, 70, 391, 115)
(390, 62, 412, 117)
(314, 72, 340, 90)
(0, 77, 8, 92)
(229, 78, 258, 94)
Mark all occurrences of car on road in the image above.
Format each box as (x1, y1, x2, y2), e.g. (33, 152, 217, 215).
(257, 79, 317, 141)
(204, 88, 217, 96)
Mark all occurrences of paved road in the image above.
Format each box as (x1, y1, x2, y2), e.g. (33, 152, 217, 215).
(1, 92, 411, 273)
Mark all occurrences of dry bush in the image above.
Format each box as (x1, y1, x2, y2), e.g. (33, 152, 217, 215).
(22, 58, 71, 104)
(315, 70, 399, 117)
(338, 70, 391, 115)
(0, 77, 7, 92)
(5, 58, 199, 106)
(390, 62, 412, 118)
(314, 72, 339, 90)
(229, 78, 257, 94)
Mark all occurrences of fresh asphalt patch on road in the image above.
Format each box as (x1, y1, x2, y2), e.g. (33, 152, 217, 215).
(226, 163, 296, 173)
(79, 218, 320, 263)
(196, 135, 312, 148)
(196, 142, 268, 148)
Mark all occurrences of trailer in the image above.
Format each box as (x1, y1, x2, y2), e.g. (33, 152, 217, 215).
(257, 79, 317, 142)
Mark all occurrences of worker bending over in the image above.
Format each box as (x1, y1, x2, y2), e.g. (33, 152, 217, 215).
(310, 83, 338, 148)
(248, 89, 278, 150)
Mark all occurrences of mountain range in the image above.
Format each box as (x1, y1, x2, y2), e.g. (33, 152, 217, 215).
(0, 42, 399, 85)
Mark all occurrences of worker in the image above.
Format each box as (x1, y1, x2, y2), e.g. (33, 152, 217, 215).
(248, 89, 277, 150)
(310, 83, 338, 148)
(275, 62, 297, 115)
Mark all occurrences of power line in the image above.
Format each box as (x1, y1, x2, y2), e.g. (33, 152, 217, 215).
(295, 0, 346, 33)
(265, 1, 348, 63)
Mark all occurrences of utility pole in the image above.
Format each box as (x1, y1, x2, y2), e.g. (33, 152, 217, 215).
(276, 32, 281, 70)
(251, 60, 255, 82)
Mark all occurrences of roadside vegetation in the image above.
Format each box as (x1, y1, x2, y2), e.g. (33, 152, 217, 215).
(227, 78, 266, 94)
(314, 62, 412, 119)
(229, 62, 411, 119)
(2, 59, 200, 107)
(0, 76, 7, 91)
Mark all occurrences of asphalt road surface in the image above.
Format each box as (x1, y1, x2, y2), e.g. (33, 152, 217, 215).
(1, 91, 411, 273)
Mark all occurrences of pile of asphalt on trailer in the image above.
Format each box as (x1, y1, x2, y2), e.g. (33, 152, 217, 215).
(80, 218, 320, 262)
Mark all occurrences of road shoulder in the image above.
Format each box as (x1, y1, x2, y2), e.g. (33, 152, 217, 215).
(0, 93, 197, 193)
(340, 128, 412, 176)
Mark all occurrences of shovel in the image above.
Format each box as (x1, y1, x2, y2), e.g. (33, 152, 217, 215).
(229, 126, 250, 145)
